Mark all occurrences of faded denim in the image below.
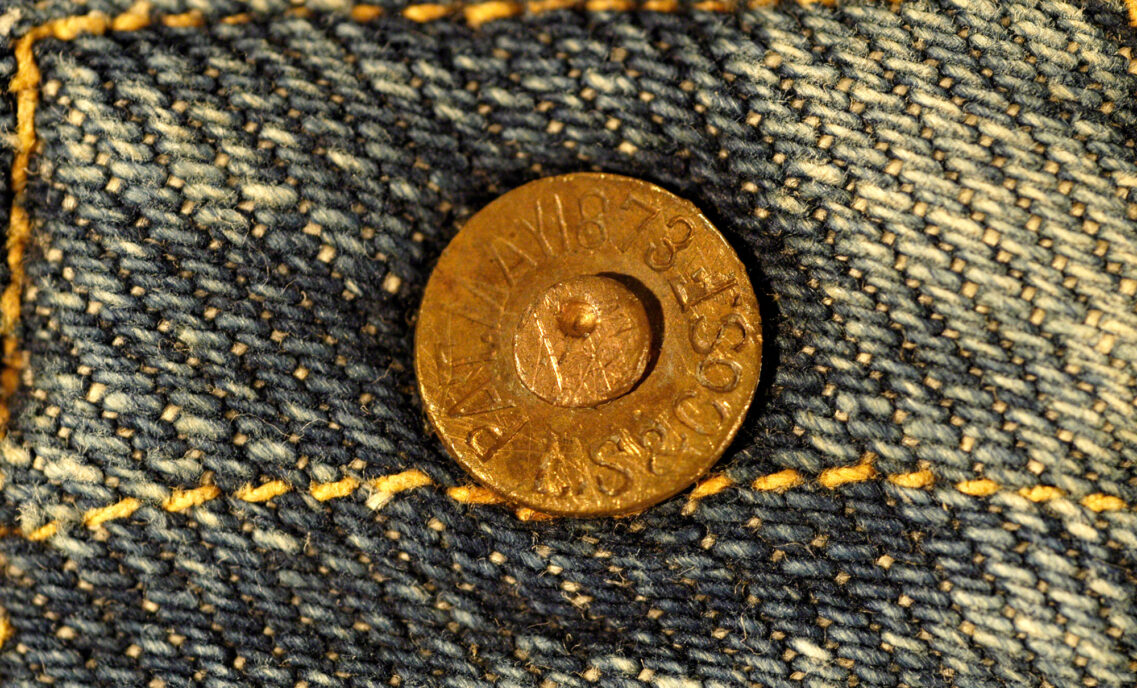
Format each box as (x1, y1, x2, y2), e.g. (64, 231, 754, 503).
(1, 0, 1136, 686)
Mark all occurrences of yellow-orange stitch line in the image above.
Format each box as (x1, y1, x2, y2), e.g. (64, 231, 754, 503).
(1019, 485, 1066, 503)
(682, 473, 735, 514)
(0, 611, 13, 651)
(887, 468, 934, 489)
(233, 479, 291, 502)
(446, 485, 507, 505)
(9, 466, 1134, 550)
(84, 497, 141, 528)
(162, 485, 222, 512)
(310, 476, 360, 501)
(370, 470, 434, 493)
(752, 468, 803, 491)
(26, 521, 57, 541)
(818, 460, 877, 488)
(689, 473, 734, 500)
(1083, 493, 1127, 512)
(956, 478, 1001, 497)
(15, 469, 436, 540)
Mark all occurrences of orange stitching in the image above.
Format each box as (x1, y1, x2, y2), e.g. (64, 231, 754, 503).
(752, 468, 803, 491)
(692, 0, 735, 10)
(162, 485, 221, 512)
(84, 497, 141, 528)
(309, 476, 360, 501)
(350, 5, 387, 21)
(681, 474, 734, 514)
(349, 0, 764, 26)
(1082, 493, 1127, 512)
(370, 470, 434, 493)
(234, 479, 291, 502)
(527, 0, 582, 13)
(956, 478, 1000, 497)
(161, 10, 205, 28)
(1018, 485, 1065, 503)
(584, 0, 638, 11)
(446, 485, 506, 504)
(8, 466, 1133, 544)
(110, 2, 151, 31)
(3, 12, 113, 432)
(689, 473, 734, 499)
(817, 460, 877, 488)
(464, 2, 525, 26)
(0, 611, 13, 652)
(27, 521, 57, 541)
(402, 4, 454, 21)
(515, 506, 554, 521)
(887, 468, 934, 489)
(220, 12, 255, 25)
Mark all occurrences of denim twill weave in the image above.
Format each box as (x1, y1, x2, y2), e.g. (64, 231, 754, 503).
(1, 1, 1136, 686)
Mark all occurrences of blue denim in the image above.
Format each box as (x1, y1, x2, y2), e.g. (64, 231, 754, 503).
(1, 0, 1136, 686)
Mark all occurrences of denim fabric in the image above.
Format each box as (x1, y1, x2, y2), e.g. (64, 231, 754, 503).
(2, 1, 1137, 686)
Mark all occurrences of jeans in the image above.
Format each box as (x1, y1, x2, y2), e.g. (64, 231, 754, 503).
(1, 0, 1135, 685)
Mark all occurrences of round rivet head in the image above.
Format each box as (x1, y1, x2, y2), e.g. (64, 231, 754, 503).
(513, 274, 653, 408)
(415, 173, 762, 516)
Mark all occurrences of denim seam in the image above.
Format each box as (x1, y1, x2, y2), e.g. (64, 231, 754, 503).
(11, 462, 1132, 545)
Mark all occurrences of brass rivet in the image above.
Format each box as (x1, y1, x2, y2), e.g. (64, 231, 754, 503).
(415, 173, 762, 516)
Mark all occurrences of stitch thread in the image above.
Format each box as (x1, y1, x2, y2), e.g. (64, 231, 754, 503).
(956, 478, 1001, 497)
(0, 611, 12, 650)
(3, 15, 108, 429)
(10, 465, 1131, 545)
(688, 473, 734, 500)
(162, 485, 221, 512)
(83, 497, 141, 528)
(404, 3, 455, 21)
(1018, 485, 1066, 502)
(682, 474, 735, 514)
(886, 468, 935, 489)
(1083, 493, 1127, 512)
(817, 460, 877, 488)
(465, 1, 524, 25)
(233, 479, 291, 503)
(310, 476, 360, 501)
(515, 507, 554, 521)
(369, 470, 434, 494)
(446, 485, 506, 504)
(27, 521, 57, 541)
(220, 12, 255, 25)
(752, 469, 804, 491)
(161, 10, 206, 28)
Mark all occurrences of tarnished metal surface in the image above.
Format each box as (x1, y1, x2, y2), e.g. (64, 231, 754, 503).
(416, 173, 762, 516)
